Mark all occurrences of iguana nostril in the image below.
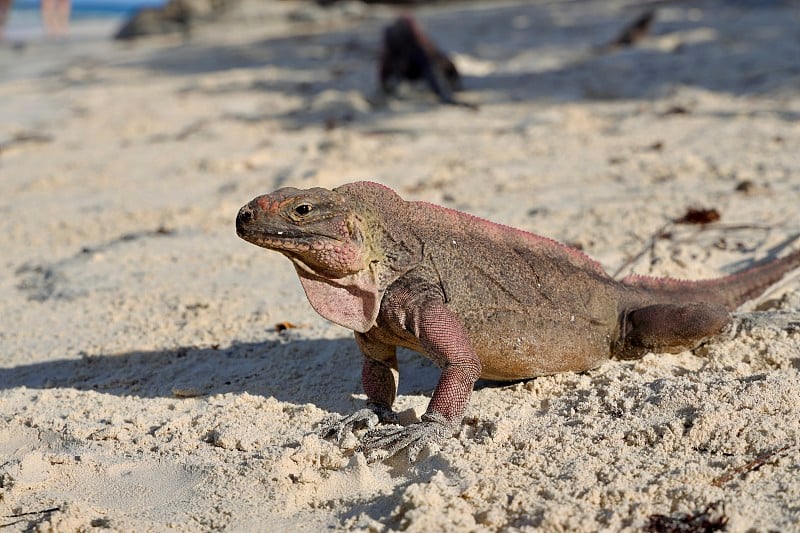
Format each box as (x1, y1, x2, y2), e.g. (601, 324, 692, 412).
(237, 206, 254, 225)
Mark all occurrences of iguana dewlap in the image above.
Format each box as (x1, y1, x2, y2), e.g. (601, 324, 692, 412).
(236, 181, 800, 461)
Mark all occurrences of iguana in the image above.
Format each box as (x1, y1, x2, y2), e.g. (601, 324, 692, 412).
(235, 181, 800, 461)
(379, 15, 463, 106)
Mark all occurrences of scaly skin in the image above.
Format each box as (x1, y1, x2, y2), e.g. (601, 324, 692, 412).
(236, 181, 800, 462)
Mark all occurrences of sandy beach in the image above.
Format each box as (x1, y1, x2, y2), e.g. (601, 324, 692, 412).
(2, 0, 800, 530)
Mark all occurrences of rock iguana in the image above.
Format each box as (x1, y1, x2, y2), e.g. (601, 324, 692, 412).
(235, 181, 800, 461)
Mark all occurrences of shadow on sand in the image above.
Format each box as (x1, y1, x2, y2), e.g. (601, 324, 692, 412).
(0, 335, 441, 416)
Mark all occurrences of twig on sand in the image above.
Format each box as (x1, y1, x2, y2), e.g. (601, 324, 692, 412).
(711, 444, 794, 487)
(613, 215, 790, 280)
(0, 131, 53, 155)
(1, 507, 61, 529)
(613, 220, 673, 278)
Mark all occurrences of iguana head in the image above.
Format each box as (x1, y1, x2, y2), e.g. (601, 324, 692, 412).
(236, 186, 368, 277)
(236, 183, 413, 333)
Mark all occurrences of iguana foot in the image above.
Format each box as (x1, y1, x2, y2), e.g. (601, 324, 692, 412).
(357, 412, 453, 463)
(318, 403, 399, 443)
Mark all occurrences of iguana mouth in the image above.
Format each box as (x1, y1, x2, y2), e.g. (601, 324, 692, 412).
(236, 217, 343, 254)
(236, 227, 333, 252)
(237, 207, 304, 245)
(238, 227, 305, 242)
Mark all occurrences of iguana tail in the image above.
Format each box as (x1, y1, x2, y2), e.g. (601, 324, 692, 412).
(621, 248, 800, 311)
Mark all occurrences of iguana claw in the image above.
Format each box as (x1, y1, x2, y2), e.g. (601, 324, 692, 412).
(357, 412, 453, 462)
(318, 403, 399, 443)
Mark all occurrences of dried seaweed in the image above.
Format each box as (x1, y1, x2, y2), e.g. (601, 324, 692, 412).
(645, 502, 728, 533)
(675, 208, 721, 225)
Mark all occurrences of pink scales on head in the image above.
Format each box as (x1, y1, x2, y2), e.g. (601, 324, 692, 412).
(256, 190, 297, 215)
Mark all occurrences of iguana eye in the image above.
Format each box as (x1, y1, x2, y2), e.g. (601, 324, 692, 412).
(294, 204, 313, 216)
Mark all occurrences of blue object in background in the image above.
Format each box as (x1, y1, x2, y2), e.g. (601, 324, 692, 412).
(13, 0, 167, 15)
(4, 0, 167, 40)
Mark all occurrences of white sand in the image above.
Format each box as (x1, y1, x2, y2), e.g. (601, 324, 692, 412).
(1, 0, 799, 530)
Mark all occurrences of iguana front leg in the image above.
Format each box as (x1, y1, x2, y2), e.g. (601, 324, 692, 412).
(319, 336, 400, 441)
(358, 285, 482, 462)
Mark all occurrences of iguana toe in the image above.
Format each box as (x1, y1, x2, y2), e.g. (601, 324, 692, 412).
(318, 404, 399, 443)
(318, 408, 379, 443)
(357, 413, 452, 462)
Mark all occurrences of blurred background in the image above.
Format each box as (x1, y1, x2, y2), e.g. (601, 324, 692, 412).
(2, 0, 164, 40)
